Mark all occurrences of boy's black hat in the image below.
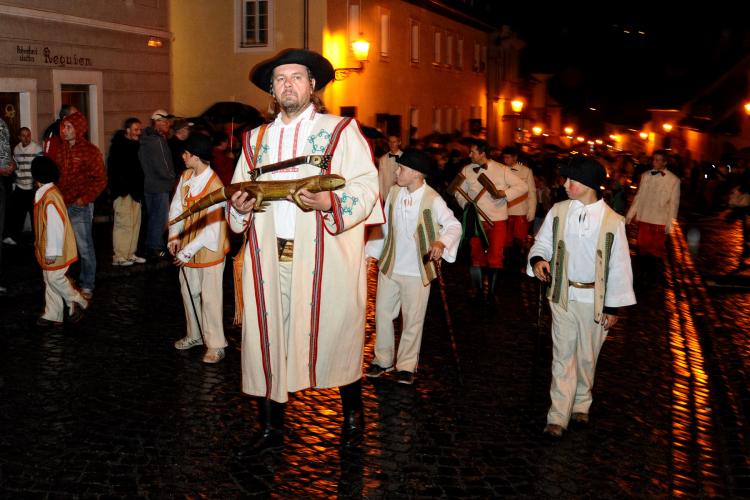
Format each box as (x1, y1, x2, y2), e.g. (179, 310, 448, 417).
(396, 149, 437, 177)
(184, 134, 213, 162)
(560, 156, 606, 191)
(31, 156, 59, 184)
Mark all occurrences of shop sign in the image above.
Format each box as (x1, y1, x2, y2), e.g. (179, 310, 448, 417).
(16, 45, 93, 67)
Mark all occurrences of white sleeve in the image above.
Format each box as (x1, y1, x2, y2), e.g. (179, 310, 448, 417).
(178, 202, 226, 261)
(526, 209, 555, 277)
(46, 204, 64, 258)
(168, 177, 186, 238)
(604, 221, 637, 307)
(503, 168, 529, 203)
(526, 170, 537, 221)
(433, 196, 462, 263)
(365, 191, 391, 259)
(227, 153, 253, 234)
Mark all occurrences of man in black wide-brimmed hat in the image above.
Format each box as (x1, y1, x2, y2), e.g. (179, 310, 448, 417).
(227, 49, 383, 456)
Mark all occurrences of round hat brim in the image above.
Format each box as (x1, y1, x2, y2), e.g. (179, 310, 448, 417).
(250, 49, 335, 92)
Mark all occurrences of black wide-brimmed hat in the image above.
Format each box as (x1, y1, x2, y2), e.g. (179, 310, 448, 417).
(560, 156, 606, 191)
(250, 49, 335, 92)
(184, 134, 213, 162)
(397, 149, 437, 178)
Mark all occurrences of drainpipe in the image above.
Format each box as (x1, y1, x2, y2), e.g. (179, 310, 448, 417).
(303, 0, 309, 49)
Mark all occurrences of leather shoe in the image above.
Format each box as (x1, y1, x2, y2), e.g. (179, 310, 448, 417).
(235, 428, 284, 458)
(543, 423, 564, 438)
(364, 362, 393, 378)
(570, 412, 589, 426)
(36, 317, 63, 328)
(68, 303, 85, 323)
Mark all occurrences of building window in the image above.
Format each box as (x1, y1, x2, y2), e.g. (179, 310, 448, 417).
(445, 107, 453, 132)
(446, 33, 454, 67)
(457, 38, 463, 69)
(473, 41, 480, 72)
(456, 107, 463, 134)
(433, 107, 442, 132)
(380, 9, 390, 58)
(240, 0, 270, 47)
(409, 107, 419, 142)
(410, 21, 419, 63)
(349, 2, 360, 43)
(340, 106, 357, 118)
(433, 30, 442, 64)
(480, 44, 487, 72)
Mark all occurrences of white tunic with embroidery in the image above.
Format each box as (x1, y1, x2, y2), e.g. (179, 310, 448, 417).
(229, 105, 383, 402)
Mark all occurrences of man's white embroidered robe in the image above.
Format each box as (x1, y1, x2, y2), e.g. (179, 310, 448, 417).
(229, 112, 383, 402)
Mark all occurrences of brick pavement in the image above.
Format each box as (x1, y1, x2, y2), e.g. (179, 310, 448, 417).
(0, 218, 743, 497)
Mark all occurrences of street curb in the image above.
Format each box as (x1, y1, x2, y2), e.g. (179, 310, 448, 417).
(668, 222, 750, 496)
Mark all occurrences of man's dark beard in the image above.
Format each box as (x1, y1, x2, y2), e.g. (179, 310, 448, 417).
(280, 99, 311, 118)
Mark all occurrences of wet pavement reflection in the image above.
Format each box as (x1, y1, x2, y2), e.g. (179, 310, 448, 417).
(1, 213, 750, 496)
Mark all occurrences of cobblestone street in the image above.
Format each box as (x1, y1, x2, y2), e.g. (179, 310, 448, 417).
(1, 214, 749, 497)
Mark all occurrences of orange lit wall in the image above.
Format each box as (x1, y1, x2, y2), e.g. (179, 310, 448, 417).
(322, 0, 488, 141)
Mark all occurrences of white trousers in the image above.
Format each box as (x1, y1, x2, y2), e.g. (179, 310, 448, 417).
(179, 262, 227, 349)
(373, 272, 431, 373)
(42, 267, 86, 322)
(547, 300, 608, 427)
(112, 195, 141, 260)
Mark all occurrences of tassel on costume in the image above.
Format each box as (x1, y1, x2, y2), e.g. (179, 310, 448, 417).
(233, 237, 246, 326)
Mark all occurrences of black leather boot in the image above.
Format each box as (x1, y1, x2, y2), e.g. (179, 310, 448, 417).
(339, 380, 365, 449)
(468, 266, 483, 299)
(235, 398, 285, 458)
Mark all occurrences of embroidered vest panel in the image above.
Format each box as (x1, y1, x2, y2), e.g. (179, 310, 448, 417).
(546, 200, 622, 321)
(34, 187, 77, 270)
(378, 185, 441, 286)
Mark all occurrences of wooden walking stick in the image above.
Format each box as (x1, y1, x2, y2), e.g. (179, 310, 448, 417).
(432, 258, 464, 386)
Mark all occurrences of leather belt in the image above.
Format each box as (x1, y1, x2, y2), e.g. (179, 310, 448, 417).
(277, 238, 294, 262)
(569, 280, 595, 289)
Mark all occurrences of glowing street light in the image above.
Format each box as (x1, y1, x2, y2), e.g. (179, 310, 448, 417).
(511, 99, 524, 114)
(532, 126, 543, 136)
(744, 102, 750, 115)
(564, 126, 574, 136)
(662, 123, 673, 133)
(639, 132, 648, 140)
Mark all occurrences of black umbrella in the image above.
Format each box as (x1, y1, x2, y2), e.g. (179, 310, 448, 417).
(359, 125, 385, 139)
(199, 101, 264, 131)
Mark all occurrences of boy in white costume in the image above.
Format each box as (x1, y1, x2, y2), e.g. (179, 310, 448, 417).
(527, 156, 636, 438)
(168, 134, 230, 364)
(31, 156, 88, 327)
(365, 149, 461, 384)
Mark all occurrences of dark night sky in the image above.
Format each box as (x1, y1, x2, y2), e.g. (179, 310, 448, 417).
(499, 15, 750, 135)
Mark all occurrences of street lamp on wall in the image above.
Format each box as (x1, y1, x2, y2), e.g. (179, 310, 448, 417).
(744, 102, 750, 115)
(662, 122, 674, 148)
(334, 36, 370, 81)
